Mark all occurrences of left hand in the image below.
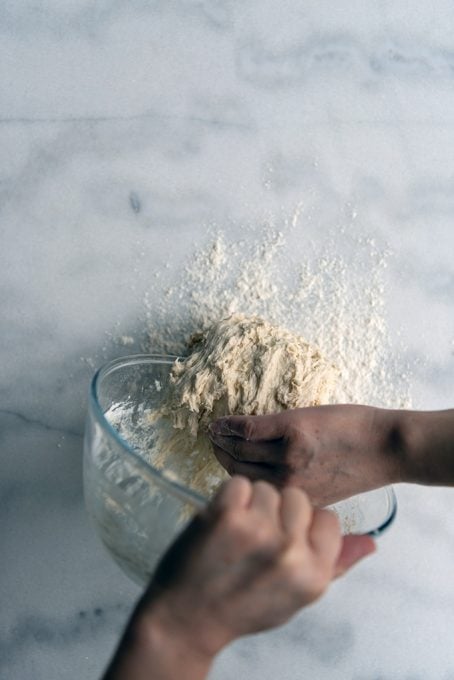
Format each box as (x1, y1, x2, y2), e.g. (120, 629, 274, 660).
(143, 477, 374, 654)
(104, 478, 375, 680)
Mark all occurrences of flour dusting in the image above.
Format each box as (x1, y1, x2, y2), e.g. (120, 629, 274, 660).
(143, 225, 411, 410)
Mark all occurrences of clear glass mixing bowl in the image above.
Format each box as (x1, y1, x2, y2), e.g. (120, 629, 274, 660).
(83, 354, 397, 586)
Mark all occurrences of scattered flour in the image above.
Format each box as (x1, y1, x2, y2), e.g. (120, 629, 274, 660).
(143, 225, 411, 410)
(119, 335, 135, 346)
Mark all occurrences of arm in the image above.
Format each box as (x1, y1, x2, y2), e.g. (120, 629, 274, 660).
(103, 477, 374, 680)
(103, 606, 212, 680)
(399, 409, 454, 486)
(209, 406, 454, 506)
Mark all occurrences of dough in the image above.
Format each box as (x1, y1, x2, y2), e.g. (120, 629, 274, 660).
(150, 314, 339, 500)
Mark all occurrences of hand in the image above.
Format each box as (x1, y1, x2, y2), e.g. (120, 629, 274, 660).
(144, 477, 373, 651)
(209, 405, 404, 506)
(105, 477, 374, 680)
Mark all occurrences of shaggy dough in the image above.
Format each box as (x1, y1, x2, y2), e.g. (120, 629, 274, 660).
(150, 314, 339, 500)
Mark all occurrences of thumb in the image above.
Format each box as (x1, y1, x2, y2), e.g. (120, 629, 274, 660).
(334, 534, 376, 578)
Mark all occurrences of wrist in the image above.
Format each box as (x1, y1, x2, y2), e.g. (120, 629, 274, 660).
(364, 407, 409, 486)
(138, 584, 234, 659)
(376, 408, 412, 484)
(396, 409, 454, 486)
(138, 602, 216, 677)
(105, 602, 216, 680)
(392, 410, 424, 484)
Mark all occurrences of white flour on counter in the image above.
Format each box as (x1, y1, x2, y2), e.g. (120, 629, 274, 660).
(142, 224, 411, 410)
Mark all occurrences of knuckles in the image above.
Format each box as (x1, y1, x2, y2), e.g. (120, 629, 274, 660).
(242, 419, 256, 442)
(282, 427, 319, 476)
(217, 509, 283, 554)
(283, 424, 304, 448)
(279, 546, 332, 601)
(212, 508, 333, 602)
(217, 508, 253, 540)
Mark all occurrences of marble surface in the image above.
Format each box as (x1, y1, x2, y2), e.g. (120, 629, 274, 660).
(2, 2, 454, 678)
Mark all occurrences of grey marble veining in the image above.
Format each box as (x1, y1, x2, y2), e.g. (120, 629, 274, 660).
(2, 2, 454, 678)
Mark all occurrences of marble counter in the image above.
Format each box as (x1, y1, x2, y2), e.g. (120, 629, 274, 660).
(2, 2, 454, 678)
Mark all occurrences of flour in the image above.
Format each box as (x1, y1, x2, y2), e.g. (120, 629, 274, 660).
(143, 225, 411, 410)
(101, 220, 410, 551)
(149, 314, 339, 499)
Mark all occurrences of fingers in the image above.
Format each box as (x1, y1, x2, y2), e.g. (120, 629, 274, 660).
(334, 535, 376, 577)
(209, 431, 283, 464)
(212, 475, 253, 512)
(211, 481, 376, 587)
(212, 445, 287, 486)
(280, 487, 313, 538)
(308, 508, 343, 566)
(209, 413, 287, 442)
(250, 480, 281, 517)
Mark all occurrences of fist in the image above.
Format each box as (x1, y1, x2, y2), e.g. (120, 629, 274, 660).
(143, 477, 375, 658)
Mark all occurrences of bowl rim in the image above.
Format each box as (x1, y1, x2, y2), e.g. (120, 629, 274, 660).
(89, 353, 397, 536)
(89, 353, 208, 512)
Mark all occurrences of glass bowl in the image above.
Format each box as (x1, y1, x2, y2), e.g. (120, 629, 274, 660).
(83, 354, 397, 586)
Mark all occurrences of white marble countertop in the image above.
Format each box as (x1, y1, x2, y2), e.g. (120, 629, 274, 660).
(2, 2, 454, 679)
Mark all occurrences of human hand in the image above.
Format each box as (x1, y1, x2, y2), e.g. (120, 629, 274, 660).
(105, 477, 375, 680)
(140, 477, 374, 657)
(209, 405, 403, 506)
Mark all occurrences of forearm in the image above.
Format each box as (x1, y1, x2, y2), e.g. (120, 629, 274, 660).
(396, 409, 454, 486)
(103, 605, 214, 680)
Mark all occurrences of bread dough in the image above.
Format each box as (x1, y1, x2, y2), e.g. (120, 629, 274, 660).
(150, 314, 339, 499)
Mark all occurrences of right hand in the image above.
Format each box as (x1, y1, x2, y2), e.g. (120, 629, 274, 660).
(140, 477, 375, 660)
(209, 405, 403, 506)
